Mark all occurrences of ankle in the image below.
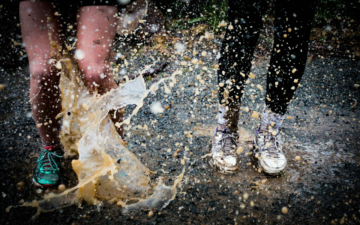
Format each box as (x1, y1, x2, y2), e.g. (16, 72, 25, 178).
(42, 140, 60, 147)
(217, 124, 236, 133)
(217, 124, 227, 131)
(41, 140, 62, 153)
(259, 106, 284, 133)
(217, 104, 240, 132)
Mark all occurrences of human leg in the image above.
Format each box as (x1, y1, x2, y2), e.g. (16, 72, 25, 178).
(210, 0, 267, 173)
(20, 1, 63, 145)
(76, 5, 123, 138)
(20, 1, 64, 187)
(217, 0, 267, 107)
(265, 0, 318, 115)
(253, 0, 318, 175)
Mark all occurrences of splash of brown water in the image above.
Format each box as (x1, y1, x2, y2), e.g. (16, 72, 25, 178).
(21, 35, 184, 219)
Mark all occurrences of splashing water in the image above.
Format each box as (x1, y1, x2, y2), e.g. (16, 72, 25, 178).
(21, 37, 185, 219)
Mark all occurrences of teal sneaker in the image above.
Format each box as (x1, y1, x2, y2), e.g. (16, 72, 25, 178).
(33, 145, 63, 188)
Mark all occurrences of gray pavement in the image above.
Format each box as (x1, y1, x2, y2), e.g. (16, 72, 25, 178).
(1, 34, 360, 224)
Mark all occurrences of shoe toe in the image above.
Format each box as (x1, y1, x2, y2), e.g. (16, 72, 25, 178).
(223, 156, 237, 166)
(212, 154, 238, 172)
(261, 155, 287, 175)
(35, 172, 60, 186)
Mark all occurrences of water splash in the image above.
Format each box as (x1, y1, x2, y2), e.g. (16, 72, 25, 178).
(21, 37, 185, 219)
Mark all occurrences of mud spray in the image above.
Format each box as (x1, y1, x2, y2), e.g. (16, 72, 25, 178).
(19, 36, 185, 219)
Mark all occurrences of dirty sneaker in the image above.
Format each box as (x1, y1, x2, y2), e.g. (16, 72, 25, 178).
(33, 145, 63, 188)
(252, 106, 287, 175)
(208, 105, 240, 174)
(209, 128, 239, 174)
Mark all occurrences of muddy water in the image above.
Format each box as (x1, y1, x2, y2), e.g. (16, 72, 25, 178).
(188, 120, 360, 203)
(15, 41, 187, 218)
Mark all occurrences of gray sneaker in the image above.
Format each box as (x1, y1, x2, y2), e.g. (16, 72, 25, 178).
(209, 127, 239, 174)
(252, 126, 287, 175)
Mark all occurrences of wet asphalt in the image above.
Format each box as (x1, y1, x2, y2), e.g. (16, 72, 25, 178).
(1, 32, 360, 225)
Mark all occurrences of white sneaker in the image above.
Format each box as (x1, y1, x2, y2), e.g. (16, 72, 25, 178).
(209, 127, 239, 174)
(252, 106, 287, 175)
(252, 130, 287, 175)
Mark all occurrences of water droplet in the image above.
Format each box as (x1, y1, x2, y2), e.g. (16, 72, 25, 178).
(281, 206, 288, 214)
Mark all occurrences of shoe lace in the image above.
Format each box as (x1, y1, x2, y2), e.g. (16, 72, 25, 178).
(219, 133, 238, 156)
(38, 148, 62, 172)
(261, 133, 283, 158)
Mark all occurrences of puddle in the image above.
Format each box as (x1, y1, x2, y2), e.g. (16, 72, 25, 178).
(193, 124, 360, 202)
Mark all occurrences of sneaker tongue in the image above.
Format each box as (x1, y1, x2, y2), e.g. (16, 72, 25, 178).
(43, 156, 51, 169)
(222, 133, 237, 156)
(265, 136, 280, 157)
(42, 145, 57, 169)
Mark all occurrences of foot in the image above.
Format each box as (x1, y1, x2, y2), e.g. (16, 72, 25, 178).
(252, 127, 287, 175)
(33, 145, 63, 188)
(209, 127, 239, 174)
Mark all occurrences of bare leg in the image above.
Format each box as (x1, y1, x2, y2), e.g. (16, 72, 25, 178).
(76, 6, 123, 138)
(20, 1, 63, 145)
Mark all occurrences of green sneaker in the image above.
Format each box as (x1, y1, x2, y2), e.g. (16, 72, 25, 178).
(33, 145, 63, 188)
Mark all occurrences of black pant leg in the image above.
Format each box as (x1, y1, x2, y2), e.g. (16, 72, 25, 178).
(218, 0, 268, 106)
(266, 0, 318, 114)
